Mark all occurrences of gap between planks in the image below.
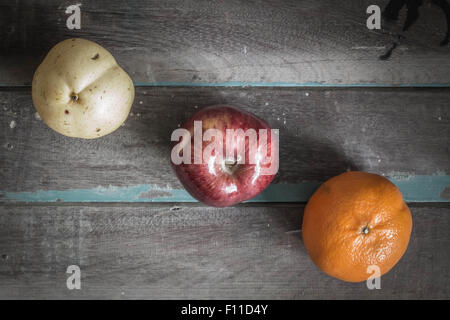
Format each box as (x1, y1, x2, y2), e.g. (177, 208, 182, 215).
(2, 83, 450, 88)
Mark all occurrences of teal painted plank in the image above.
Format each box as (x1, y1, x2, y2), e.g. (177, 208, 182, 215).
(1, 175, 448, 203)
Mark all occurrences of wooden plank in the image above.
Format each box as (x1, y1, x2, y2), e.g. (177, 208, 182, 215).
(1, 0, 450, 86)
(1, 87, 449, 202)
(0, 203, 448, 299)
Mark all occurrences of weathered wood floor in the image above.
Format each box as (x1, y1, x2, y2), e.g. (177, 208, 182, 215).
(0, 0, 449, 299)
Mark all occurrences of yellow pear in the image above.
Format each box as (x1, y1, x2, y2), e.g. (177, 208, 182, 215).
(32, 38, 134, 138)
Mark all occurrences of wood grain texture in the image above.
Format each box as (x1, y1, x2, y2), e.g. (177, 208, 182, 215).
(0, 87, 449, 202)
(1, 0, 450, 86)
(0, 203, 448, 299)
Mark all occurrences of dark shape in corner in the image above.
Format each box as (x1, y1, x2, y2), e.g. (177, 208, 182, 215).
(380, 0, 450, 60)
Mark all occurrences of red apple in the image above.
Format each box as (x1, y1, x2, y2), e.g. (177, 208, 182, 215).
(171, 105, 278, 207)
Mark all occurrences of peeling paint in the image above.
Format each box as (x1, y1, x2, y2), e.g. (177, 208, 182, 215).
(440, 187, 450, 200)
(0, 184, 193, 203)
(138, 189, 173, 199)
(386, 172, 414, 181)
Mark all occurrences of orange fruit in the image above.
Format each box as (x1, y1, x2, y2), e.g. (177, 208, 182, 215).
(302, 171, 412, 282)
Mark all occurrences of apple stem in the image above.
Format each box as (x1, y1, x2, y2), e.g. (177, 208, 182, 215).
(223, 159, 238, 175)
